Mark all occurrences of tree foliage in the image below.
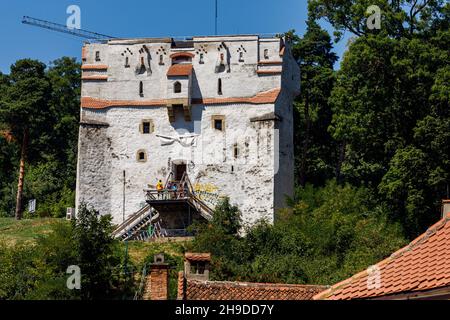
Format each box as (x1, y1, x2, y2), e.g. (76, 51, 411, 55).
(0, 58, 80, 218)
(189, 184, 406, 285)
(0, 205, 133, 300)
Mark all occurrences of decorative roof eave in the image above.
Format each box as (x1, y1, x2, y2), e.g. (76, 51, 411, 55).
(81, 64, 109, 71)
(185, 253, 211, 262)
(167, 64, 193, 77)
(170, 52, 195, 59)
(81, 88, 282, 109)
(81, 75, 108, 81)
(256, 70, 282, 75)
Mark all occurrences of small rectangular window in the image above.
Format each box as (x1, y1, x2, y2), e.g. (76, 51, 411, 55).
(214, 119, 223, 131)
(143, 122, 151, 134)
(95, 51, 101, 61)
(140, 120, 154, 134)
(212, 115, 225, 132)
(218, 78, 223, 95)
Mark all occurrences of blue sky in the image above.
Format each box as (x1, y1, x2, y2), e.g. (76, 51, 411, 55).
(0, 0, 351, 73)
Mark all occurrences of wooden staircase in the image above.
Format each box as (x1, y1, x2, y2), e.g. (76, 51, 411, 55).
(112, 172, 213, 241)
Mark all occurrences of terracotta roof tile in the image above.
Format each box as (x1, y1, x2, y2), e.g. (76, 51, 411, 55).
(256, 69, 282, 75)
(185, 253, 211, 262)
(81, 75, 108, 81)
(170, 52, 195, 59)
(184, 280, 326, 301)
(81, 97, 166, 109)
(192, 88, 281, 105)
(81, 88, 282, 109)
(81, 64, 108, 71)
(314, 213, 450, 300)
(167, 64, 193, 77)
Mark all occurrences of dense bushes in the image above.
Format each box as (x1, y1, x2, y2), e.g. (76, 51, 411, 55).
(0, 205, 135, 300)
(189, 183, 407, 285)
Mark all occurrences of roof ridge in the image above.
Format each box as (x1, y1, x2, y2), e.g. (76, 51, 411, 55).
(188, 279, 327, 289)
(390, 213, 449, 259)
(314, 212, 450, 300)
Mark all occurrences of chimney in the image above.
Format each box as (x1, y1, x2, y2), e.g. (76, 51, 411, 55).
(442, 200, 450, 219)
(184, 253, 211, 281)
(144, 253, 169, 300)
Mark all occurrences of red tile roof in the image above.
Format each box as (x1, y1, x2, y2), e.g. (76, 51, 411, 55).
(257, 70, 282, 75)
(167, 64, 193, 77)
(185, 253, 211, 262)
(81, 88, 281, 109)
(81, 97, 167, 109)
(183, 279, 326, 300)
(192, 88, 281, 105)
(314, 213, 450, 300)
(170, 52, 195, 59)
(81, 64, 108, 71)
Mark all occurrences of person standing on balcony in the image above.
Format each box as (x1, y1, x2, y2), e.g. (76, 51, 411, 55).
(156, 179, 163, 199)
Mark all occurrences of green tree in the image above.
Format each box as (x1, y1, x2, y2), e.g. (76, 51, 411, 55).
(72, 204, 124, 300)
(315, 0, 449, 237)
(0, 60, 52, 220)
(291, 18, 338, 186)
(23, 58, 81, 217)
(308, 0, 447, 40)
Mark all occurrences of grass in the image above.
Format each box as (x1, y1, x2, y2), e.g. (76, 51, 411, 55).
(0, 217, 192, 265)
(0, 217, 193, 299)
(0, 217, 65, 247)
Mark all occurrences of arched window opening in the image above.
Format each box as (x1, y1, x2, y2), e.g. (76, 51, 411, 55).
(264, 49, 269, 59)
(125, 56, 130, 68)
(136, 150, 147, 163)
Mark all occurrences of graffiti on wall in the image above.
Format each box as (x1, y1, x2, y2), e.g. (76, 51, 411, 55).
(193, 183, 225, 208)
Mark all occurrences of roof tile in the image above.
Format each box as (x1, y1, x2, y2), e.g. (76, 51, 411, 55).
(314, 213, 450, 300)
(184, 280, 326, 300)
(167, 64, 193, 77)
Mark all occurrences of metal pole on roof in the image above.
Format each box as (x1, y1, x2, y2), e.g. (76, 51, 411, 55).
(215, 0, 218, 35)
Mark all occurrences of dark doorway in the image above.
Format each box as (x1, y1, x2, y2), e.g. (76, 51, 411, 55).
(175, 163, 187, 181)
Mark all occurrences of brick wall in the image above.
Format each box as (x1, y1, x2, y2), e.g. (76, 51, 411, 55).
(143, 264, 169, 300)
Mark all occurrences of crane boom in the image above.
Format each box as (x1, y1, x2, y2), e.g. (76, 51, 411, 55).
(22, 16, 115, 40)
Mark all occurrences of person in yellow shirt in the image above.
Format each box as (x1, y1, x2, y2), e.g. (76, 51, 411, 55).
(156, 180, 164, 199)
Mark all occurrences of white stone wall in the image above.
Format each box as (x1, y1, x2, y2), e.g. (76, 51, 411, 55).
(81, 36, 284, 101)
(77, 35, 300, 227)
(77, 103, 276, 226)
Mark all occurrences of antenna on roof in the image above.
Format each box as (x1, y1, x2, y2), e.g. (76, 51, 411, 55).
(215, 0, 218, 35)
